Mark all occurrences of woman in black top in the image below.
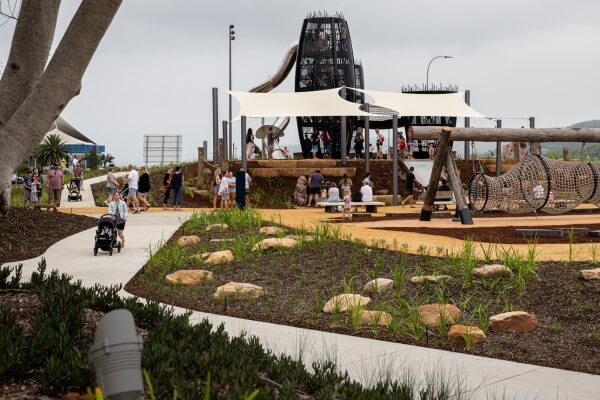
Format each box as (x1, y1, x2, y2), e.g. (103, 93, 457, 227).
(170, 166, 184, 210)
(137, 166, 151, 211)
(162, 168, 172, 210)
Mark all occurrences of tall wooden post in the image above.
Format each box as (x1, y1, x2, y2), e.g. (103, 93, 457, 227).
(197, 146, 205, 186)
(420, 127, 451, 221)
(495, 119, 502, 177)
(445, 148, 473, 224)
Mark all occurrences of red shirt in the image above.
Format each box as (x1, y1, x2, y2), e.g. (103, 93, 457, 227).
(47, 169, 64, 190)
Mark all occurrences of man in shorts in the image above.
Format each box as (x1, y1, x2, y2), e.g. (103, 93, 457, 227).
(307, 169, 323, 207)
(127, 164, 141, 214)
(46, 164, 64, 211)
(105, 166, 118, 204)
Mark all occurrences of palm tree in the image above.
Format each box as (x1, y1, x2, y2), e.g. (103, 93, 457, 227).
(34, 134, 68, 167)
(100, 153, 115, 167)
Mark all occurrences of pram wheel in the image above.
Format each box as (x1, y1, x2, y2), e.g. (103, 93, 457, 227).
(94, 246, 98, 256)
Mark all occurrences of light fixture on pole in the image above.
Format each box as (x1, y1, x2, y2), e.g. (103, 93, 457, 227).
(228, 24, 235, 159)
(426, 55, 453, 90)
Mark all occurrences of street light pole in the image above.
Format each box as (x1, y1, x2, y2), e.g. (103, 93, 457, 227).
(426, 55, 453, 90)
(228, 24, 235, 160)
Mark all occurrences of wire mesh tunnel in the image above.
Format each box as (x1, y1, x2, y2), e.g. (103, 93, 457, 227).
(469, 154, 599, 214)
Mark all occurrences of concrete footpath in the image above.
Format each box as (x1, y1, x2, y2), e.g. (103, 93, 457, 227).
(7, 211, 600, 400)
(60, 172, 128, 209)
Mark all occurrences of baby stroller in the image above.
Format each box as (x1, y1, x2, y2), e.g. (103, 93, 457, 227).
(67, 178, 82, 201)
(94, 214, 121, 256)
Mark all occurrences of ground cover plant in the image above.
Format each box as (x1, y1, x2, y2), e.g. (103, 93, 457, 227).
(1, 260, 481, 399)
(127, 209, 600, 375)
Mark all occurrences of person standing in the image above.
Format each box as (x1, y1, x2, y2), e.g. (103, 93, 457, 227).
(241, 168, 252, 207)
(321, 130, 331, 156)
(375, 129, 384, 159)
(105, 166, 119, 204)
(162, 167, 173, 210)
(402, 166, 417, 207)
(211, 171, 221, 209)
(227, 171, 236, 209)
(342, 189, 352, 222)
(267, 127, 275, 159)
(127, 164, 141, 214)
(23, 170, 32, 209)
(72, 162, 84, 191)
(354, 128, 364, 160)
(218, 170, 229, 208)
(108, 191, 128, 248)
(246, 128, 255, 160)
(137, 166, 151, 211)
(307, 169, 323, 207)
(46, 164, 64, 211)
(30, 168, 42, 209)
(310, 131, 320, 159)
(170, 166, 184, 210)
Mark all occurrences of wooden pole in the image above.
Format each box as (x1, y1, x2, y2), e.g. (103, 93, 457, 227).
(420, 127, 451, 221)
(197, 146, 205, 186)
(411, 126, 600, 142)
(445, 148, 473, 224)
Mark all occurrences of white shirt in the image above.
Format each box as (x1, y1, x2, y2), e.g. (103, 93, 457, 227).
(128, 169, 139, 190)
(218, 177, 229, 194)
(360, 184, 373, 202)
(245, 173, 251, 190)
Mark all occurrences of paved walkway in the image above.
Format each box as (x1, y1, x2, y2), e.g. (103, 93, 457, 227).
(7, 211, 600, 400)
(60, 172, 128, 209)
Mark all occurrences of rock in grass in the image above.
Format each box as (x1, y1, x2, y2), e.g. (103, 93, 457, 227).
(201, 250, 234, 265)
(213, 282, 265, 300)
(323, 294, 371, 313)
(418, 304, 461, 328)
(447, 325, 486, 346)
(206, 223, 228, 232)
(166, 269, 213, 285)
(259, 226, 285, 236)
(252, 237, 298, 251)
(472, 264, 512, 278)
(363, 278, 394, 294)
(177, 235, 201, 247)
(410, 275, 451, 284)
(489, 311, 538, 333)
(580, 268, 600, 280)
(360, 310, 392, 327)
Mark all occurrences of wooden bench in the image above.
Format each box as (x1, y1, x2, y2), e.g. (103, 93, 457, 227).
(316, 201, 386, 213)
(433, 190, 455, 211)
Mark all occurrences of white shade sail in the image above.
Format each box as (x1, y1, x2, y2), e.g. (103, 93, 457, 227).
(352, 88, 486, 118)
(44, 128, 93, 145)
(229, 87, 372, 120)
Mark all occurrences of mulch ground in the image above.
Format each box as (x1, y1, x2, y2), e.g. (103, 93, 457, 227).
(125, 224, 600, 376)
(0, 208, 98, 263)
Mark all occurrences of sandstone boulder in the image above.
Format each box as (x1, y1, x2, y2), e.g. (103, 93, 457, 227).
(363, 278, 394, 294)
(201, 250, 234, 265)
(177, 235, 201, 247)
(447, 325, 486, 346)
(213, 282, 266, 300)
(418, 304, 461, 328)
(580, 268, 600, 280)
(253, 237, 298, 251)
(472, 264, 512, 278)
(360, 310, 392, 327)
(489, 311, 538, 333)
(166, 269, 213, 285)
(259, 226, 285, 236)
(286, 235, 313, 242)
(206, 223, 228, 232)
(410, 275, 451, 284)
(323, 294, 371, 313)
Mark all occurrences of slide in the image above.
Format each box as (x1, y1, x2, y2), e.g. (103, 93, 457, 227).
(250, 42, 298, 159)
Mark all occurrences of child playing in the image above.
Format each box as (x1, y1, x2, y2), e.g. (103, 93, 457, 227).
(343, 189, 352, 222)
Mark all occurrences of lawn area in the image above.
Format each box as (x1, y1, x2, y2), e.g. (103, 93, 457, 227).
(126, 209, 600, 375)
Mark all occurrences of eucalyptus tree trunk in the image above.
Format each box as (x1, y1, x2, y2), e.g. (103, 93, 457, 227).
(0, 0, 122, 216)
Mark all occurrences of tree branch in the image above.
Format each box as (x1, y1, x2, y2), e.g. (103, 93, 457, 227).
(0, 0, 61, 127)
(0, 0, 122, 215)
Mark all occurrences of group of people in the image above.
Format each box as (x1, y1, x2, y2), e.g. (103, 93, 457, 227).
(21, 164, 65, 211)
(210, 168, 251, 208)
(304, 130, 332, 159)
(246, 127, 289, 160)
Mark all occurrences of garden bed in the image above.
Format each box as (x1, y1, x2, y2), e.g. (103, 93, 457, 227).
(126, 209, 600, 375)
(0, 208, 98, 263)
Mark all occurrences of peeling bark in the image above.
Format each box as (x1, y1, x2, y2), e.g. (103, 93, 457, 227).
(0, 0, 122, 216)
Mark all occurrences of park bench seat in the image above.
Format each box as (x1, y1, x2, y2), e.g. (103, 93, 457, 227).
(433, 190, 455, 210)
(316, 201, 385, 213)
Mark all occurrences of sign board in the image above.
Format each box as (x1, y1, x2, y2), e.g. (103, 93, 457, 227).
(143, 135, 182, 166)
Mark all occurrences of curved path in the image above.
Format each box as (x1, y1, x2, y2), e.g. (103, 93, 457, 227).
(6, 209, 600, 400)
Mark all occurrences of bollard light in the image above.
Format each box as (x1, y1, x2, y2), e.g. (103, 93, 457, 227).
(89, 309, 143, 400)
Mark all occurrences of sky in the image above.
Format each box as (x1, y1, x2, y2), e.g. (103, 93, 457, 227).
(1, 0, 599, 165)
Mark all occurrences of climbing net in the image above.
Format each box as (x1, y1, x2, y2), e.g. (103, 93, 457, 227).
(469, 154, 600, 215)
